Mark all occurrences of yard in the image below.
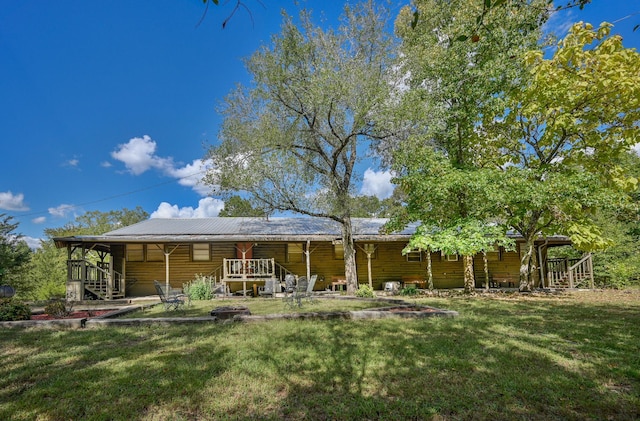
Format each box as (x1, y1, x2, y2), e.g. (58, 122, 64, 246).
(1, 290, 639, 420)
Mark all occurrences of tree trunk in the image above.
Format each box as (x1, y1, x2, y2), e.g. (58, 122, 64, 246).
(463, 254, 475, 294)
(519, 236, 536, 292)
(341, 217, 358, 294)
(426, 251, 434, 290)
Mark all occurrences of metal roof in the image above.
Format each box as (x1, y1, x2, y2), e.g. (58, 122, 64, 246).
(53, 217, 572, 246)
(54, 217, 419, 244)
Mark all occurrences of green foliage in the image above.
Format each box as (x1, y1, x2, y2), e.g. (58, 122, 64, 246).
(400, 285, 418, 296)
(0, 298, 31, 321)
(23, 240, 67, 301)
(355, 284, 375, 298)
(183, 274, 214, 301)
(207, 2, 396, 290)
(0, 214, 31, 288)
(44, 299, 68, 318)
(45, 206, 148, 238)
(218, 195, 266, 217)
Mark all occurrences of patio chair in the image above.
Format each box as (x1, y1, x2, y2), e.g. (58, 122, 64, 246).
(258, 279, 278, 298)
(154, 280, 189, 311)
(284, 275, 307, 308)
(306, 274, 318, 302)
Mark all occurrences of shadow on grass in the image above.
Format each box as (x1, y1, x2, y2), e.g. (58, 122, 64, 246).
(0, 293, 638, 420)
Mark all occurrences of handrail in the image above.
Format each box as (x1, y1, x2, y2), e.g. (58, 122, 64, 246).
(223, 258, 276, 279)
(68, 259, 125, 299)
(567, 253, 593, 288)
(546, 254, 593, 288)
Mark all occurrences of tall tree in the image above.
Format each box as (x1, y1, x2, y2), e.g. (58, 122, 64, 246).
(480, 22, 640, 291)
(206, 2, 397, 292)
(46, 206, 149, 238)
(219, 195, 267, 217)
(0, 214, 31, 288)
(388, 0, 546, 292)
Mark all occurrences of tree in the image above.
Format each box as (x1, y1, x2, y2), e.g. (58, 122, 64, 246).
(219, 195, 267, 217)
(0, 214, 31, 288)
(388, 0, 545, 292)
(206, 2, 397, 293)
(480, 22, 640, 291)
(45, 206, 149, 238)
(26, 207, 150, 300)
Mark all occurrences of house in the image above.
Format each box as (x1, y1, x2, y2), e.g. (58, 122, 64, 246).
(53, 217, 594, 300)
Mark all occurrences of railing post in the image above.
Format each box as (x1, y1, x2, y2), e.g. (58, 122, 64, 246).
(223, 258, 228, 279)
(569, 270, 574, 289)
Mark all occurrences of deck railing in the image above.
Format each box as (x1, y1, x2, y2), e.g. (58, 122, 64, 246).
(547, 254, 593, 288)
(68, 259, 124, 299)
(222, 258, 276, 279)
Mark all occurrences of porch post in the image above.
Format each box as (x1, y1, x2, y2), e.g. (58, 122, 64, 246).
(165, 250, 170, 297)
(306, 240, 311, 281)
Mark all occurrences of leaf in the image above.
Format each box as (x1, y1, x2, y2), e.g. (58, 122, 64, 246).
(484, 0, 491, 9)
(456, 35, 469, 42)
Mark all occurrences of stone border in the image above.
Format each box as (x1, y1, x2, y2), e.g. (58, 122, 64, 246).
(1, 297, 457, 329)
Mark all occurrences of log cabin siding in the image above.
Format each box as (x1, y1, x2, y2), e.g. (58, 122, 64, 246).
(119, 241, 523, 296)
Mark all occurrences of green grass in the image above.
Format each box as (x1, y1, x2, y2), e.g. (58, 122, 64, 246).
(122, 296, 386, 318)
(1, 290, 639, 420)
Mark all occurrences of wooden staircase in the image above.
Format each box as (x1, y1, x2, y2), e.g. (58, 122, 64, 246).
(546, 254, 594, 289)
(68, 259, 125, 300)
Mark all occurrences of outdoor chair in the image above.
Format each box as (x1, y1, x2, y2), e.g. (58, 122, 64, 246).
(258, 279, 278, 298)
(154, 280, 189, 311)
(284, 275, 307, 307)
(301, 274, 318, 303)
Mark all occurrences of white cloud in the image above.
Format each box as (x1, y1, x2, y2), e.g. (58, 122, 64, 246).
(360, 169, 395, 199)
(111, 135, 173, 175)
(32, 216, 46, 224)
(24, 236, 42, 250)
(110, 135, 212, 196)
(0, 191, 29, 211)
(48, 204, 75, 218)
(166, 158, 214, 196)
(150, 197, 225, 219)
(632, 143, 640, 157)
(100, 161, 112, 168)
(66, 159, 79, 167)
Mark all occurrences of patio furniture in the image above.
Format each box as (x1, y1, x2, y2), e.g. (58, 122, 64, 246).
(154, 280, 189, 311)
(258, 279, 279, 298)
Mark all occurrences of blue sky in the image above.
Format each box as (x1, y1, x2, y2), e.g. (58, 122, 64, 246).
(0, 0, 638, 246)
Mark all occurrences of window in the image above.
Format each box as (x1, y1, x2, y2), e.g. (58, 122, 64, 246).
(126, 244, 144, 262)
(441, 251, 459, 262)
(406, 249, 422, 262)
(192, 243, 210, 261)
(287, 243, 304, 263)
(146, 244, 164, 262)
(333, 241, 344, 260)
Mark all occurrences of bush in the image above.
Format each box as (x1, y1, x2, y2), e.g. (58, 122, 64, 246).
(44, 299, 68, 318)
(0, 298, 31, 321)
(400, 285, 418, 296)
(355, 284, 375, 298)
(183, 274, 214, 300)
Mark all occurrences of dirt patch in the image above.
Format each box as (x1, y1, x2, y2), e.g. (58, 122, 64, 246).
(31, 310, 114, 321)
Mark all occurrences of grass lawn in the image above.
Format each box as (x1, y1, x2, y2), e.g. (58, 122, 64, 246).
(121, 296, 388, 318)
(1, 290, 639, 420)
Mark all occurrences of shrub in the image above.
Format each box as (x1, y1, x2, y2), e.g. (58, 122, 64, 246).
(183, 274, 214, 301)
(355, 284, 375, 298)
(0, 298, 31, 321)
(400, 285, 418, 296)
(44, 299, 68, 318)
